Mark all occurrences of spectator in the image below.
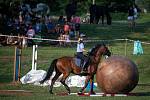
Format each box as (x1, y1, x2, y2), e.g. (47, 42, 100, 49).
(133, 5, 138, 19)
(75, 23, 80, 38)
(27, 25, 35, 37)
(26, 25, 35, 46)
(24, 13, 32, 26)
(58, 33, 64, 46)
(71, 16, 81, 24)
(45, 14, 51, 24)
(35, 20, 42, 34)
(46, 19, 55, 34)
(127, 6, 134, 28)
(64, 21, 70, 35)
(58, 16, 65, 25)
(69, 22, 75, 38)
(63, 32, 71, 47)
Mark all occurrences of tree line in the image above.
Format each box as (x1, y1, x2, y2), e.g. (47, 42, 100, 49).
(0, 0, 149, 16)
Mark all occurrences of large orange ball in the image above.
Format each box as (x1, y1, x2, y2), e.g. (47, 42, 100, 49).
(96, 56, 139, 93)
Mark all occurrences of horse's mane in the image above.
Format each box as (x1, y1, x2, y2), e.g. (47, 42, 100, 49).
(89, 44, 105, 56)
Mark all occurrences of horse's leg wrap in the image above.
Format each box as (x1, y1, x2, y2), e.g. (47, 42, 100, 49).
(49, 85, 53, 94)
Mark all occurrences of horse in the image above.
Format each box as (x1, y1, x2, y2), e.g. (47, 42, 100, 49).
(40, 44, 111, 94)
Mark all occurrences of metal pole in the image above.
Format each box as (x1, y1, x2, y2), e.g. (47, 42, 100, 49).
(13, 47, 17, 82)
(125, 38, 128, 56)
(18, 48, 22, 82)
(93, 0, 95, 5)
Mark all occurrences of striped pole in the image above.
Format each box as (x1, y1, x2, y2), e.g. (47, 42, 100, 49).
(34, 45, 38, 70)
(32, 45, 35, 70)
(32, 45, 38, 70)
(70, 92, 136, 96)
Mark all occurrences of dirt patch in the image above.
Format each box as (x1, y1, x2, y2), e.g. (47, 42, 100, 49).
(0, 90, 32, 96)
(0, 82, 20, 86)
(0, 56, 26, 62)
(0, 82, 32, 96)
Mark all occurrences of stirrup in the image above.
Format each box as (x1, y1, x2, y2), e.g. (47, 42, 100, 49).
(80, 70, 87, 74)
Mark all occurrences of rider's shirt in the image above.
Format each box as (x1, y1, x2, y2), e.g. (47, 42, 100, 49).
(77, 42, 84, 53)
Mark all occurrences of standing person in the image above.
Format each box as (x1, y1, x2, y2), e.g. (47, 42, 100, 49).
(133, 5, 138, 19)
(127, 6, 134, 28)
(58, 16, 65, 25)
(65, 1, 77, 22)
(26, 25, 35, 46)
(64, 21, 70, 35)
(76, 37, 88, 74)
(133, 5, 138, 27)
(89, 4, 97, 24)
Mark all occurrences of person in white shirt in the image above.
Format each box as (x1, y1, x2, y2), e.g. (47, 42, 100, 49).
(76, 37, 88, 74)
(26, 25, 35, 46)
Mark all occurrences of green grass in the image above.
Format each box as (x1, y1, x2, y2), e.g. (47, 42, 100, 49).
(0, 13, 150, 100)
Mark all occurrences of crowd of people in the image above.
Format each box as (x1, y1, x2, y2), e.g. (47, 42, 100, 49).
(0, 1, 86, 47)
(0, 11, 85, 46)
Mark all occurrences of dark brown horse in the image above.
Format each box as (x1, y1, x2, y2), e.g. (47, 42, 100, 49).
(40, 44, 111, 94)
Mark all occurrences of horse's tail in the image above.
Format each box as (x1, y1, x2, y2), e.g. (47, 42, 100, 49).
(40, 59, 58, 84)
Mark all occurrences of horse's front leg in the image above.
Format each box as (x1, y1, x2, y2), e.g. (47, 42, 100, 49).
(78, 76, 91, 94)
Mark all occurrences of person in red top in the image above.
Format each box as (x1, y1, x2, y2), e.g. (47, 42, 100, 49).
(64, 21, 70, 35)
(63, 21, 71, 46)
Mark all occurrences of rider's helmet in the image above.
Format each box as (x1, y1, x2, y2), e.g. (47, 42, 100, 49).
(78, 37, 83, 43)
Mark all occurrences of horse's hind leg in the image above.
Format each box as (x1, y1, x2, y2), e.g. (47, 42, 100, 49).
(49, 72, 61, 94)
(60, 73, 70, 94)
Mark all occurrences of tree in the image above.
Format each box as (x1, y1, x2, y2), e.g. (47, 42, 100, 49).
(135, 0, 150, 11)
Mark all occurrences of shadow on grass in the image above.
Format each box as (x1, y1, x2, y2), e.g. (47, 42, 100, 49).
(138, 83, 150, 86)
(133, 83, 150, 96)
(131, 92, 150, 96)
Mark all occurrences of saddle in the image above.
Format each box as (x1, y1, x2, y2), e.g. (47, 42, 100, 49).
(74, 54, 88, 68)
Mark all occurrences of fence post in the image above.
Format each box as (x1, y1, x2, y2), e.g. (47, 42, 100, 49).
(125, 38, 128, 56)
(13, 46, 21, 82)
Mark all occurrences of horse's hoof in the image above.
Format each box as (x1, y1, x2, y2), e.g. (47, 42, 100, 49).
(68, 91, 70, 95)
(77, 91, 84, 95)
(39, 81, 43, 84)
(49, 91, 54, 94)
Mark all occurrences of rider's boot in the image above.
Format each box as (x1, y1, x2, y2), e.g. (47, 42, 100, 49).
(80, 62, 88, 74)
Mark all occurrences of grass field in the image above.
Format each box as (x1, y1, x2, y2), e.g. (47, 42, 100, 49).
(0, 13, 150, 100)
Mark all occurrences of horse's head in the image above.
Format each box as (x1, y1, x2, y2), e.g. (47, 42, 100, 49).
(91, 44, 111, 57)
(100, 44, 111, 57)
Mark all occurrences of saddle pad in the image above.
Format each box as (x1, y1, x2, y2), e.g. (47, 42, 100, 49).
(74, 58, 82, 68)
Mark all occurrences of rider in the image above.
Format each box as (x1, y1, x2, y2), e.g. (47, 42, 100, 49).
(76, 37, 89, 74)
